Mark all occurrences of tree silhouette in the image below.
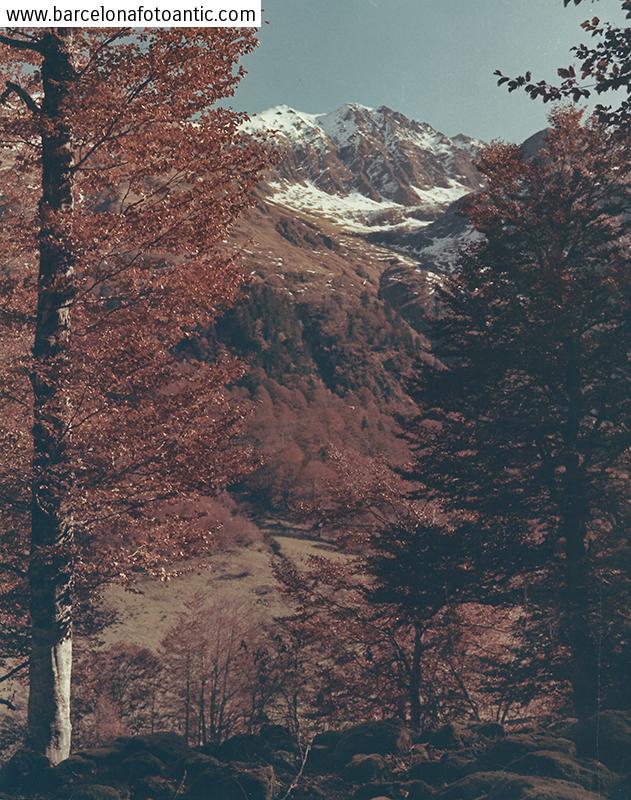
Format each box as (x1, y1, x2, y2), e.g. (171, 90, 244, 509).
(404, 109, 630, 720)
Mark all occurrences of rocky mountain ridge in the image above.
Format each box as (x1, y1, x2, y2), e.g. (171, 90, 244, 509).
(243, 103, 484, 235)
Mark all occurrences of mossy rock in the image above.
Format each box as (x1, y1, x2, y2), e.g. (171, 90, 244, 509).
(69, 785, 122, 800)
(306, 745, 334, 773)
(258, 724, 298, 754)
(342, 753, 387, 783)
(427, 721, 474, 749)
(574, 710, 631, 772)
(56, 754, 97, 781)
(353, 783, 400, 800)
(334, 721, 412, 766)
(74, 747, 122, 767)
(439, 750, 478, 781)
(184, 763, 275, 800)
(197, 741, 223, 760)
(439, 771, 602, 800)
(486, 773, 603, 799)
(132, 775, 176, 799)
(515, 749, 616, 793)
(473, 721, 505, 739)
(312, 730, 343, 749)
(439, 771, 510, 800)
(0, 748, 61, 793)
(407, 759, 447, 784)
(173, 751, 223, 781)
(116, 732, 191, 765)
(218, 733, 273, 762)
(291, 776, 337, 800)
(480, 734, 575, 769)
(400, 780, 435, 800)
(115, 751, 165, 780)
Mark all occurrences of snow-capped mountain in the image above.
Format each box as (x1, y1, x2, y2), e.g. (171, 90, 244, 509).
(245, 103, 484, 233)
(220, 102, 488, 519)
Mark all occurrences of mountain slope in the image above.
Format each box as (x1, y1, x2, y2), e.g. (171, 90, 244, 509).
(213, 104, 483, 518)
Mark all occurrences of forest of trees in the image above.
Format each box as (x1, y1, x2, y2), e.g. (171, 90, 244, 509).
(0, 4, 628, 798)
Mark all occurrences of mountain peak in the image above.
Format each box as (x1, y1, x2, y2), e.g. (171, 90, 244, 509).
(245, 103, 448, 143)
(244, 105, 322, 138)
(334, 101, 374, 114)
(243, 101, 484, 233)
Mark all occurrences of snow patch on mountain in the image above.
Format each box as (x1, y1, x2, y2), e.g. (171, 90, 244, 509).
(452, 132, 486, 157)
(267, 179, 430, 233)
(317, 103, 375, 148)
(417, 227, 483, 271)
(244, 105, 329, 152)
(412, 180, 471, 207)
(244, 103, 484, 234)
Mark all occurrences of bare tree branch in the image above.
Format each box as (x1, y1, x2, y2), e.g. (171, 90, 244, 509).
(0, 81, 40, 114)
(0, 660, 28, 685)
(0, 33, 43, 53)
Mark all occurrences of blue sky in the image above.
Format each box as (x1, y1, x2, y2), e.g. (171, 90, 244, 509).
(230, 0, 627, 142)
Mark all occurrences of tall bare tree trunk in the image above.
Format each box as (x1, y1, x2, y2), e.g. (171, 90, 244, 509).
(561, 338, 598, 722)
(409, 623, 423, 732)
(27, 29, 76, 765)
(198, 678, 207, 745)
(562, 486, 598, 721)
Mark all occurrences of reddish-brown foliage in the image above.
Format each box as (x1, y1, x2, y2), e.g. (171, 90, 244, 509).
(0, 28, 269, 759)
(495, 0, 631, 128)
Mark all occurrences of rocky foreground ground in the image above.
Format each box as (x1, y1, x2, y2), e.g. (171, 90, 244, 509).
(1, 710, 630, 800)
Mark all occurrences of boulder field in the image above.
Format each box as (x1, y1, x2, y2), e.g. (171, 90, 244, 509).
(1, 711, 630, 800)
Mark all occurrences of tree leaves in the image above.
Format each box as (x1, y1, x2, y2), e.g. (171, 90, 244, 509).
(0, 30, 271, 662)
(404, 109, 631, 716)
(498, 1, 631, 129)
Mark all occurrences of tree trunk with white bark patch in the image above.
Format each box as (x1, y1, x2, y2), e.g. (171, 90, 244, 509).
(27, 29, 76, 765)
